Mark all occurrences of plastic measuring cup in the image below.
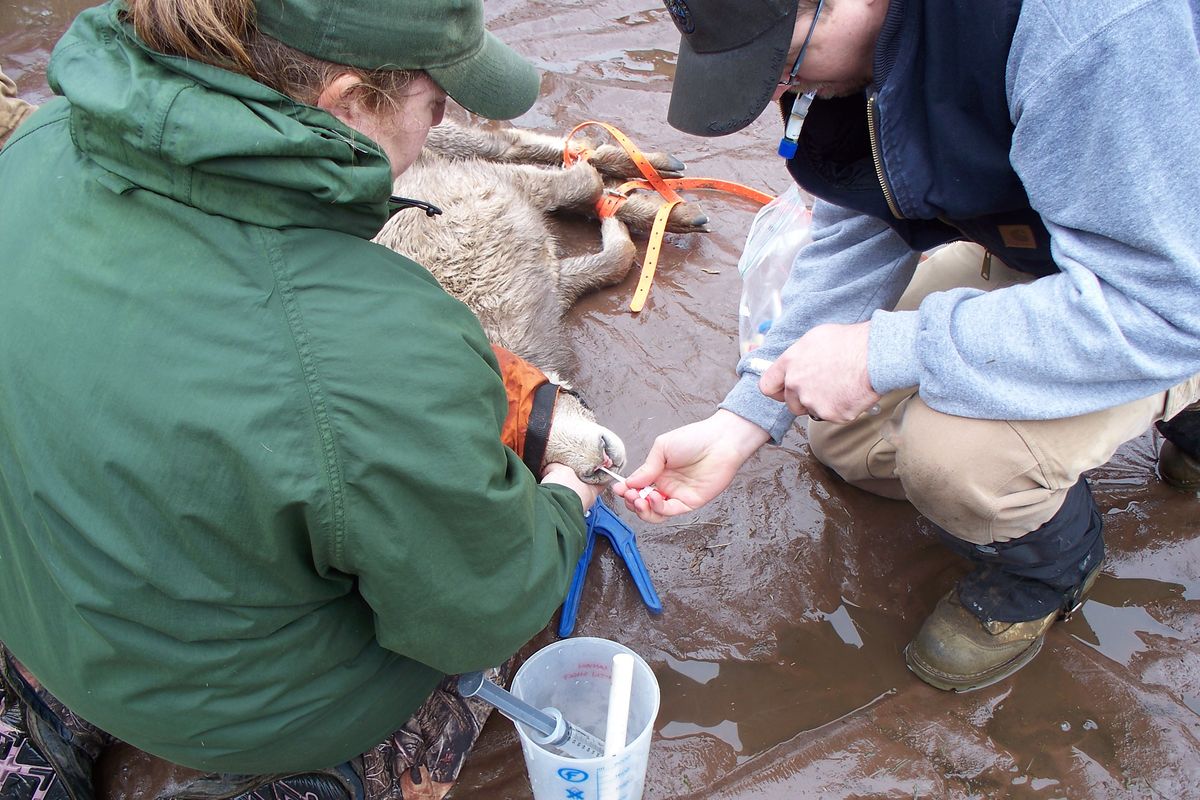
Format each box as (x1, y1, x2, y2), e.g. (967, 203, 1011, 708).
(510, 638, 660, 800)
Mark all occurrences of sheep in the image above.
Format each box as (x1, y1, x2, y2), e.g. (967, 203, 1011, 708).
(373, 121, 708, 483)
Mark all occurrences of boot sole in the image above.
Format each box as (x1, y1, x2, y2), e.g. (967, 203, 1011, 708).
(903, 635, 1045, 692)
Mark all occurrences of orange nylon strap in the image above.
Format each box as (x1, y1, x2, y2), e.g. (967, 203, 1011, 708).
(563, 121, 684, 203)
(621, 177, 771, 312)
(615, 177, 775, 206)
(569, 145, 595, 163)
(565, 121, 684, 311)
(563, 120, 773, 312)
(595, 190, 629, 219)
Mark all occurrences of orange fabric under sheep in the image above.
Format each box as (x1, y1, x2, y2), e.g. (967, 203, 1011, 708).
(491, 344, 557, 470)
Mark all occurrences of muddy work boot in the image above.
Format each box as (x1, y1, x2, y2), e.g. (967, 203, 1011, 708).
(1157, 404, 1200, 492)
(905, 478, 1105, 692)
(1159, 441, 1200, 491)
(906, 561, 1102, 692)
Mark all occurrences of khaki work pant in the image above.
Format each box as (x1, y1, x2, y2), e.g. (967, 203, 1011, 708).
(0, 68, 35, 149)
(809, 242, 1200, 545)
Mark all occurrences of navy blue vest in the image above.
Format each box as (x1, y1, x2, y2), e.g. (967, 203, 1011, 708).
(785, 0, 1056, 276)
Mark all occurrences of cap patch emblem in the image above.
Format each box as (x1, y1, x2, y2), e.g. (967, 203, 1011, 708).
(663, 0, 696, 34)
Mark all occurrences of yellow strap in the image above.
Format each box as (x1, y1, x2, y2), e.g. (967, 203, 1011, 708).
(629, 200, 680, 313)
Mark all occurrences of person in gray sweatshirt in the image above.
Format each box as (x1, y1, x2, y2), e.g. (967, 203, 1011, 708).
(616, 0, 1200, 690)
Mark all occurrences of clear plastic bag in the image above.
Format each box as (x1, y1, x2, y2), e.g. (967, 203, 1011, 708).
(737, 185, 812, 355)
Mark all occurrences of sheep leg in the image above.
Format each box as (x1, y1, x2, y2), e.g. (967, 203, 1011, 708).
(556, 217, 637, 305)
(499, 159, 709, 234)
(492, 162, 710, 236)
(496, 161, 606, 213)
(423, 122, 686, 177)
(424, 122, 568, 165)
(613, 193, 711, 234)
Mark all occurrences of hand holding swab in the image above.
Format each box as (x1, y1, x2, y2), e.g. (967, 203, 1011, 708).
(597, 466, 661, 500)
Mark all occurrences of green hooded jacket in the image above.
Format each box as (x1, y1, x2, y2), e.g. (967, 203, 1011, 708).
(0, 2, 585, 773)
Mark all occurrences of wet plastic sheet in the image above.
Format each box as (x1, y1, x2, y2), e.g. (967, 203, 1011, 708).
(6, 2, 1199, 799)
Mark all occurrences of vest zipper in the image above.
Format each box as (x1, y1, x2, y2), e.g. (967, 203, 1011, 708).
(867, 92, 903, 219)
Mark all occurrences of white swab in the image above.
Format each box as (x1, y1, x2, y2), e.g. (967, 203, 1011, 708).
(597, 466, 656, 500)
(596, 465, 626, 483)
(604, 653, 635, 757)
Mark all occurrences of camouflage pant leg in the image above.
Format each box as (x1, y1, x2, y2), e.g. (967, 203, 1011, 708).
(122, 657, 518, 800)
(1, 645, 112, 800)
(1, 684, 66, 800)
(155, 658, 516, 800)
(2, 643, 514, 800)
(359, 658, 517, 800)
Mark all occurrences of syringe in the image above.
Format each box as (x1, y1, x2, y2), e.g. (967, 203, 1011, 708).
(457, 671, 605, 759)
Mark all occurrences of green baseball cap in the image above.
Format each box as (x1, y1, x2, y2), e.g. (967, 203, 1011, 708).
(252, 0, 541, 120)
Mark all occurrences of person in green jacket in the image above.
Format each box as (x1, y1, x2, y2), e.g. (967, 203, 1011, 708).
(0, 0, 602, 797)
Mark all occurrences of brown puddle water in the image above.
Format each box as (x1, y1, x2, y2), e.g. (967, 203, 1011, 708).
(5, 2, 1200, 798)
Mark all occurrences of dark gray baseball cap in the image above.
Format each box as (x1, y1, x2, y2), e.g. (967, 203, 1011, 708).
(661, 0, 798, 136)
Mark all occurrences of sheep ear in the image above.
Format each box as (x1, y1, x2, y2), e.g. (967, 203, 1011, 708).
(539, 369, 573, 393)
(556, 385, 590, 411)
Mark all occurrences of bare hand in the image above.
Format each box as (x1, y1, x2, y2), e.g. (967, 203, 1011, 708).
(541, 462, 602, 512)
(759, 322, 881, 423)
(614, 411, 770, 522)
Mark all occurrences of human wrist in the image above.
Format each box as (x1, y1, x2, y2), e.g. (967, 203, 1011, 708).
(540, 463, 599, 511)
(720, 374, 797, 444)
(711, 409, 771, 462)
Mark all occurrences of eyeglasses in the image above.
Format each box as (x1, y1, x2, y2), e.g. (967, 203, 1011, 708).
(778, 0, 825, 89)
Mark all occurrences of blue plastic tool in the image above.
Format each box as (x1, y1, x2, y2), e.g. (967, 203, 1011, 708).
(558, 498, 662, 637)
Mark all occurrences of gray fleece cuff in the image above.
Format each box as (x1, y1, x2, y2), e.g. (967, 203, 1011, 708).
(868, 309, 922, 394)
(719, 374, 797, 445)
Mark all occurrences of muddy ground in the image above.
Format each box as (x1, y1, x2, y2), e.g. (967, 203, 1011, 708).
(4, 1, 1198, 798)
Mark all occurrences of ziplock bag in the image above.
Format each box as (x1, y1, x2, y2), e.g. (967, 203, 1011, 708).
(736, 185, 812, 355)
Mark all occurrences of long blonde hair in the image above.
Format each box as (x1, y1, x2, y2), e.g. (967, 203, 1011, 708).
(121, 0, 415, 109)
